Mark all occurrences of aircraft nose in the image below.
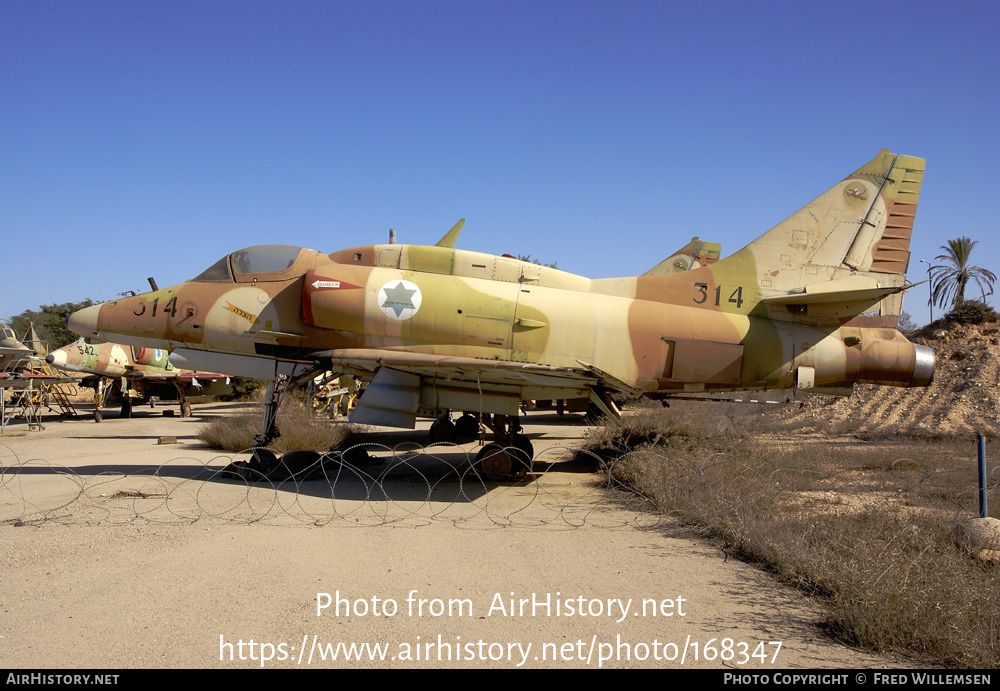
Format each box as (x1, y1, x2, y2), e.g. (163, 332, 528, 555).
(67, 304, 102, 339)
(46, 350, 67, 367)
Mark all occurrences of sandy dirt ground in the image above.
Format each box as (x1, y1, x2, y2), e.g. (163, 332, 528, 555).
(0, 402, 909, 669)
(782, 319, 1000, 437)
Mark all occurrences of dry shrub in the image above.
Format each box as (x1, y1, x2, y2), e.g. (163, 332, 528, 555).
(585, 400, 773, 458)
(815, 512, 996, 665)
(592, 404, 1000, 668)
(198, 399, 354, 453)
(584, 407, 680, 459)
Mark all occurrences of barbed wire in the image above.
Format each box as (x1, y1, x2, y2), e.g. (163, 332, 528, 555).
(0, 441, 663, 529)
(3, 437, 996, 531)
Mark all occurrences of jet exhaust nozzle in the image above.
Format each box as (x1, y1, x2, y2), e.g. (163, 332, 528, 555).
(857, 338, 935, 387)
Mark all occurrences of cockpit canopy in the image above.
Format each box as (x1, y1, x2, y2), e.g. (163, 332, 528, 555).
(193, 245, 311, 283)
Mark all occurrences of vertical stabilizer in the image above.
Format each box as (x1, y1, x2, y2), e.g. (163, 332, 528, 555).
(848, 151, 924, 275)
(707, 150, 924, 322)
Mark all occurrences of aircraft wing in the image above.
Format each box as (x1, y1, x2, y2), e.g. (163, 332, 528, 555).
(315, 348, 600, 386)
(128, 370, 228, 381)
(311, 348, 620, 428)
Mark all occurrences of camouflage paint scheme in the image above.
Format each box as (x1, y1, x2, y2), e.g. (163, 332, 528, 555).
(0, 324, 77, 398)
(48, 338, 173, 378)
(67, 150, 933, 430)
(0, 324, 35, 372)
(47, 338, 233, 416)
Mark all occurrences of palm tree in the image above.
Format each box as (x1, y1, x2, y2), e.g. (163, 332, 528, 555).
(929, 237, 996, 309)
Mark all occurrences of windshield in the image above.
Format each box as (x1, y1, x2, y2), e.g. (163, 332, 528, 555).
(231, 245, 303, 275)
(193, 245, 305, 282)
(194, 255, 232, 282)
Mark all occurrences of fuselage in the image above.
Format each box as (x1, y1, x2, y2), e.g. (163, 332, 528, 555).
(67, 243, 933, 397)
(46, 338, 173, 378)
(0, 323, 37, 372)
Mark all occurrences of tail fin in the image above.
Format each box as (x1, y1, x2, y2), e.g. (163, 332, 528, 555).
(435, 218, 466, 248)
(713, 150, 925, 323)
(841, 150, 924, 275)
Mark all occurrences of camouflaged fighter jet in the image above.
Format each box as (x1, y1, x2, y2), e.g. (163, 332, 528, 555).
(66, 150, 934, 474)
(0, 323, 74, 390)
(46, 338, 233, 422)
(0, 323, 45, 395)
(0, 323, 36, 372)
(1, 324, 79, 428)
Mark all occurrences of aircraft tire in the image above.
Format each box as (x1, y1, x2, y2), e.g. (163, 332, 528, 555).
(337, 393, 355, 418)
(476, 443, 511, 481)
(511, 434, 534, 464)
(248, 448, 278, 479)
(429, 418, 456, 444)
(475, 443, 530, 481)
(94, 408, 103, 423)
(454, 414, 479, 439)
(181, 402, 192, 418)
(275, 450, 322, 481)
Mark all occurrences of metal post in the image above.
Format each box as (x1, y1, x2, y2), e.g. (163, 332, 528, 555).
(978, 434, 988, 519)
(919, 259, 933, 322)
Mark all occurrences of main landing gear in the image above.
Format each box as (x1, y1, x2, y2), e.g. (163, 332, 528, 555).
(429, 412, 534, 481)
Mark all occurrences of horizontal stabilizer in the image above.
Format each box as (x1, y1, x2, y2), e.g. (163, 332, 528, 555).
(762, 282, 919, 306)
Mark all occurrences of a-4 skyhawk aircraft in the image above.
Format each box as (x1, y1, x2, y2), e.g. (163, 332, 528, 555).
(0, 323, 37, 372)
(67, 150, 933, 476)
(46, 338, 234, 422)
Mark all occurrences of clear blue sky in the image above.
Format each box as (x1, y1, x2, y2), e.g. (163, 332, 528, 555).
(3, 0, 998, 326)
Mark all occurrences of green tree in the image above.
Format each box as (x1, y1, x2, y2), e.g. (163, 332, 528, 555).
(896, 310, 917, 334)
(516, 254, 558, 269)
(929, 237, 996, 309)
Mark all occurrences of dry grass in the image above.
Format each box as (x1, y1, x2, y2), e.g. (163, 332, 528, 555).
(198, 398, 355, 453)
(587, 401, 1000, 668)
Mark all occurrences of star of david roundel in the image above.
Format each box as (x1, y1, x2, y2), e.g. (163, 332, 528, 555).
(377, 280, 422, 320)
